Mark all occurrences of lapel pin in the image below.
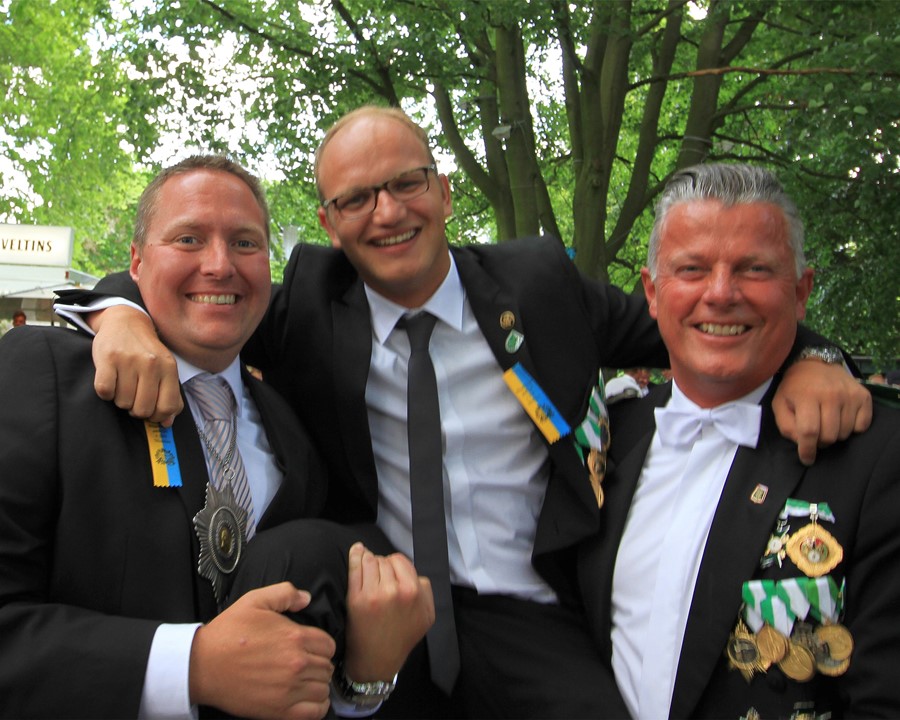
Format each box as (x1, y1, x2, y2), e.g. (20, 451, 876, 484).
(505, 329, 524, 353)
(500, 311, 516, 330)
(750, 484, 768, 504)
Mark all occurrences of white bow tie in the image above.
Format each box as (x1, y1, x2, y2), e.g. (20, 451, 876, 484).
(654, 401, 762, 448)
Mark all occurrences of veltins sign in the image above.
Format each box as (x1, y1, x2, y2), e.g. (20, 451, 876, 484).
(0, 224, 74, 268)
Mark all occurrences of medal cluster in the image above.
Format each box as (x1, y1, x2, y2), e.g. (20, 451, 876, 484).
(728, 618, 853, 682)
(730, 499, 852, 683)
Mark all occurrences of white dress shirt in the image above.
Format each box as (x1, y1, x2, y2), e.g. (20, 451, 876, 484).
(364, 255, 558, 603)
(611, 379, 769, 720)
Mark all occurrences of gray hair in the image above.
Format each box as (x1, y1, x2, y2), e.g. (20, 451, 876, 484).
(133, 154, 270, 249)
(647, 164, 806, 279)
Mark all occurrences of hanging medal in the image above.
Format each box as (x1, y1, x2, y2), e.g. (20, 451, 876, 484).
(727, 616, 762, 682)
(784, 502, 843, 577)
(194, 480, 248, 605)
(742, 580, 796, 671)
(192, 414, 248, 606)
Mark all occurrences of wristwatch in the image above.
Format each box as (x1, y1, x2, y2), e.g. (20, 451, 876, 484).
(798, 346, 844, 365)
(333, 664, 398, 709)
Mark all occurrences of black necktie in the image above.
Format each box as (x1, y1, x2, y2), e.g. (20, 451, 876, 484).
(400, 312, 460, 694)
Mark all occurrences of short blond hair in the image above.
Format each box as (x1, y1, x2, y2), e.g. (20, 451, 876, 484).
(133, 155, 270, 249)
(313, 106, 436, 202)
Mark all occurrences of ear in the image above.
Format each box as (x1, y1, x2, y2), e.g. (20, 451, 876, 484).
(129, 244, 142, 283)
(795, 267, 814, 321)
(317, 206, 342, 249)
(438, 173, 453, 218)
(641, 267, 658, 319)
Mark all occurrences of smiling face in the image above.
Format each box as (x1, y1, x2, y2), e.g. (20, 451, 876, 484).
(129, 169, 271, 372)
(316, 113, 453, 308)
(641, 199, 814, 407)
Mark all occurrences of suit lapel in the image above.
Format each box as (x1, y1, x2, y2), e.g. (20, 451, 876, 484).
(453, 247, 528, 376)
(671, 395, 807, 718)
(331, 279, 380, 513)
(168, 402, 220, 620)
(243, 368, 310, 531)
(454, 249, 601, 569)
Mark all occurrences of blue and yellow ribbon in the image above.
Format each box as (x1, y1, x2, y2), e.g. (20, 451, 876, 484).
(144, 421, 183, 488)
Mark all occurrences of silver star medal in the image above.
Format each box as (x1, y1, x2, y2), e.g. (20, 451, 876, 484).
(193, 480, 247, 605)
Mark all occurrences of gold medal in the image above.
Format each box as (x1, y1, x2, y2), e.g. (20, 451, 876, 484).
(756, 624, 789, 665)
(728, 619, 761, 682)
(815, 653, 850, 677)
(778, 642, 816, 682)
(587, 447, 606, 508)
(815, 623, 854, 662)
(785, 523, 843, 576)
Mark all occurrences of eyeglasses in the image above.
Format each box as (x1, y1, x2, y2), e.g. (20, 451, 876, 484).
(322, 165, 437, 220)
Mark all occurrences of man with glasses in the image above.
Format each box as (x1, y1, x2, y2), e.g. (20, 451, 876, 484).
(59, 106, 872, 718)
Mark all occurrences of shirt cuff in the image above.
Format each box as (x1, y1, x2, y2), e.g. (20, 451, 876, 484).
(53, 297, 146, 336)
(138, 623, 201, 720)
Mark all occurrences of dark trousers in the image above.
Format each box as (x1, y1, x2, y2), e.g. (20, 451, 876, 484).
(380, 588, 628, 720)
(231, 522, 628, 719)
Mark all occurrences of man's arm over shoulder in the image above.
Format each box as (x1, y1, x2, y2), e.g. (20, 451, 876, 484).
(461, 235, 670, 370)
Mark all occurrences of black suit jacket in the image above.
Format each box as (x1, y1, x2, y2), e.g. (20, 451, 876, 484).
(0, 326, 327, 718)
(578, 379, 900, 718)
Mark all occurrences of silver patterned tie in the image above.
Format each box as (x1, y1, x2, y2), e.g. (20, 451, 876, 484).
(185, 373, 256, 538)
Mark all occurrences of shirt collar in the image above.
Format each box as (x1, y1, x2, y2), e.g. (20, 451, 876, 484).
(365, 251, 465, 345)
(668, 377, 772, 413)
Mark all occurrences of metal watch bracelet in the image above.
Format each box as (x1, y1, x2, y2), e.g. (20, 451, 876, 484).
(333, 663, 398, 709)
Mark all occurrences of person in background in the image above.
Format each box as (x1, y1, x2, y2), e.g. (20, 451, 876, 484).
(1, 155, 432, 719)
(11, 309, 26, 327)
(56, 107, 871, 719)
(578, 163, 900, 719)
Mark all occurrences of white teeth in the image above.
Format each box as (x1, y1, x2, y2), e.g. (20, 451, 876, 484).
(372, 230, 415, 247)
(698, 322, 747, 336)
(190, 294, 236, 305)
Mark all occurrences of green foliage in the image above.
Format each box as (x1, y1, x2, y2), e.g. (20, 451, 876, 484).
(1, 0, 896, 359)
(0, 0, 166, 275)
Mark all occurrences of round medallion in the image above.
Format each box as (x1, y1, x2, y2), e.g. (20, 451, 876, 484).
(777, 642, 816, 682)
(756, 624, 789, 665)
(785, 524, 843, 577)
(194, 481, 248, 605)
(815, 623, 854, 662)
(207, 505, 243, 574)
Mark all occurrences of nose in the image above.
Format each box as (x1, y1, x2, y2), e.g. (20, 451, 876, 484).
(371, 187, 407, 223)
(200, 239, 236, 278)
(703, 267, 739, 305)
